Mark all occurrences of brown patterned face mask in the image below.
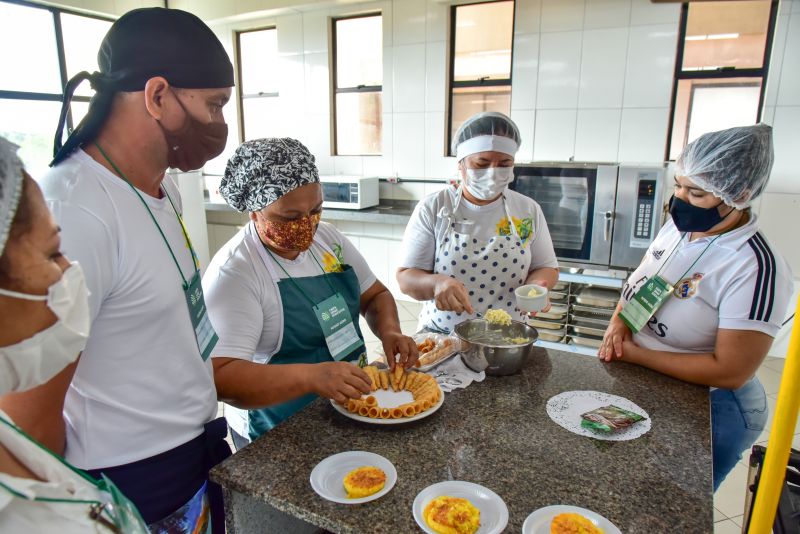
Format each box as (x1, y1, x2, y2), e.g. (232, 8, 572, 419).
(259, 212, 321, 252)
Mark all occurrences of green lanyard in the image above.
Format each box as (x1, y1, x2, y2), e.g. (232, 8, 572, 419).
(94, 143, 198, 289)
(264, 246, 337, 307)
(654, 232, 721, 286)
(0, 416, 126, 532)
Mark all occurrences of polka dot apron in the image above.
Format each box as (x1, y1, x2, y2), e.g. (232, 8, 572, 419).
(419, 187, 532, 333)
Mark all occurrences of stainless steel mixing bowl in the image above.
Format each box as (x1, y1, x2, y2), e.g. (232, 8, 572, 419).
(453, 319, 539, 376)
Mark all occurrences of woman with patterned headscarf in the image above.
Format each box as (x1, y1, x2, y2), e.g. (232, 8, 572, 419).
(203, 138, 418, 448)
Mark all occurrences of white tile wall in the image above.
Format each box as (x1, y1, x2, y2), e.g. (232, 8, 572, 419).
(584, 0, 631, 30)
(769, 105, 800, 193)
(629, 0, 680, 26)
(764, 12, 790, 107)
(424, 112, 453, 179)
(540, 0, 585, 33)
(425, 0, 448, 42)
(537, 31, 582, 109)
(277, 14, 304, 56)
(510, 33, 540, 111)
(510, 109, 535, 162)
(617, 107, 669, 163)
(425, 41, 447, 113)
(392, 44, 426, 113)
(578, 28, 628, 109)
(393, 113, 426, 177)
(622, 24, 678, 108)
(777, 15, 800, 106)
(333, 156, 364, 176)
(574, 109, 622, 162)
(533, 109, 577, 161)
(393, 0, 427, 45)
(514, 0, 542, 35)
(302, 10, 329, 55)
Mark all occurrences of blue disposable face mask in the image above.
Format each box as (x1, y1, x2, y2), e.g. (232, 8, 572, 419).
(668, 195, 732, 232)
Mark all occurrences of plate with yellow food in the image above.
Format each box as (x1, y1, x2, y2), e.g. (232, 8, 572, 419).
(412, 481, 508, 534)
(330, 366, 444, 425)
(522, 505, 621, 534)
(309, 451, 397, 504)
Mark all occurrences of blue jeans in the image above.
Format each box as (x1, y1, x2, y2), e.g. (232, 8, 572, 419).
(711, 377, 768, 491)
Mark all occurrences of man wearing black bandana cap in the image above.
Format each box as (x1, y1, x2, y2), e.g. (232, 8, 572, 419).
(28, 8, 234, 533)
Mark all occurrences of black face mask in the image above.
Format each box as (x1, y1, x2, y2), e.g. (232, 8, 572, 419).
(668, 195, 731, 232)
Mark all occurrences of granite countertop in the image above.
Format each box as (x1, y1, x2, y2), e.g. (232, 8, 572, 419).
(205, 199, 417, 225)
(211, 348, 712, 533)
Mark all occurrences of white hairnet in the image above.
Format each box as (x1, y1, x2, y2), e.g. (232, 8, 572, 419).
(0, 137, 24, 258)
(452, 111, 521, 161)
(676, 124, 774, 209)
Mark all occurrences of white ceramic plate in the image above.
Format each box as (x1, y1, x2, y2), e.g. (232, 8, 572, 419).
(309, 451, 397, 504)
(522, 505, 622, 534)
(330, 386, 444, 425)
(413, 481, 509, 534)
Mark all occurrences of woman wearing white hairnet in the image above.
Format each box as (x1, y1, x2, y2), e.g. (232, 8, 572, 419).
(397, 112, 559, 333)
(599, 124, 793, 490)
(0, 137, 148, 532)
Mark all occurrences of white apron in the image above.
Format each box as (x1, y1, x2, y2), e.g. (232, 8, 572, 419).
(418, 187, 532, 333)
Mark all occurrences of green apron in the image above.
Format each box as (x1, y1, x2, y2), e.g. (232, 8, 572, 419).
(247, 253, 365, 440)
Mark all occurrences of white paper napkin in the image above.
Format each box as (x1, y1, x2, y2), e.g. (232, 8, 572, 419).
(425, 354, 486, 392)
(546, 390, 651, 441)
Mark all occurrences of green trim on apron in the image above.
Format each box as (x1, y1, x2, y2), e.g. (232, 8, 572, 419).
(247, 264, 365, 439)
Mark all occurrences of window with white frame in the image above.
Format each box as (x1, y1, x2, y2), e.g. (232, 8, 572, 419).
(236, 27, 280, 141)
(0, 0, 111, 177)
(331, 13, 383, 156)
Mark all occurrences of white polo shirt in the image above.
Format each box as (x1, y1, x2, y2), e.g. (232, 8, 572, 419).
(621, 216, 793, 353)
(39, 150, 217, 470)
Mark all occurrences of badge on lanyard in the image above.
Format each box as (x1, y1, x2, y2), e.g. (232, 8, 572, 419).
(618, 275, 673, 333)
(618, 233, 720, 334)
(183, 271, 218, 361)
(94, 143, 218, 362)
(313, 292, 364, 361)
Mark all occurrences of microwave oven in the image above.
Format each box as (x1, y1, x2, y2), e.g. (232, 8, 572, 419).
(319, 176, 380, 210)
(510, 163, 671, 270)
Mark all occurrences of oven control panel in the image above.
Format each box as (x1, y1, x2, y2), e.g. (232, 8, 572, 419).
(634, 178, 656, 239)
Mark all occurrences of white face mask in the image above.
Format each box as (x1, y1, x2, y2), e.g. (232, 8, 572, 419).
(0, 262, 90, 395)
(464, 166, 515, 200)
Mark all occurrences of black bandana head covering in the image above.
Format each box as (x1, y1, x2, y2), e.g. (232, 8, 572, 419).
(220, 138, 320, 213)
(51, 7, 234, 166)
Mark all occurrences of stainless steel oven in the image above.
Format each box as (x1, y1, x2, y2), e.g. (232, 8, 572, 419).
(510, 163, 670, 270)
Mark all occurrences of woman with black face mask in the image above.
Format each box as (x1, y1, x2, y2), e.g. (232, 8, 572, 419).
(598, 124, 793, 491)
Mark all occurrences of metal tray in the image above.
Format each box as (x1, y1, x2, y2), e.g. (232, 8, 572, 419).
(573, 287, 620, 308)
(539, 333, 565, 343)
(571, 304, 614, 319)
(535, 304, 568, 321)
(549, 291, 568, 303)
(552, 281, 569, 292)
(570, 334, 603, 349)
(569, 315, 610, 329)
(569, 324, 606, 337)
(527, 317, 566, 330)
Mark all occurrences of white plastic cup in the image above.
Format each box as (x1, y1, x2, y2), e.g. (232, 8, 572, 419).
(514, 284, 549, 313)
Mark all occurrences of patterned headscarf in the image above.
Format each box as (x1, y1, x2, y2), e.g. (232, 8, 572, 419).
(0, 137, 24, 258)
(220, 138, 320, 212)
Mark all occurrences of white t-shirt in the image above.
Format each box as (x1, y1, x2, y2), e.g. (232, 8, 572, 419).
(39, 150, 217, 470)
(0, 411, 117, 533)
(621, 216, 793, 353)
(202, 221, 377, 437)
(400, 186, 559, 272)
